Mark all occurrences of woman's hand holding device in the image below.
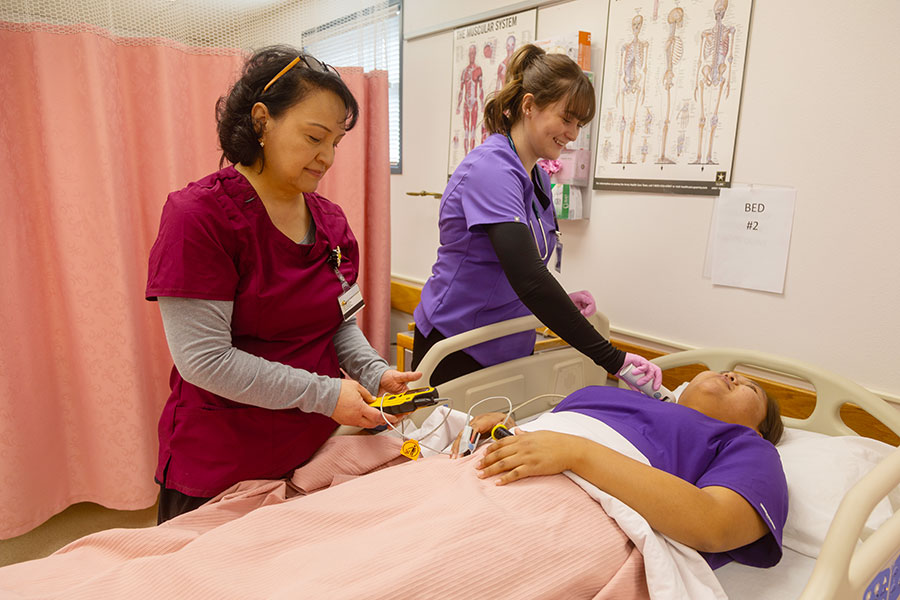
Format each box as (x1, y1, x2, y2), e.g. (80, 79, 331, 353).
(332, 379, 401, 428)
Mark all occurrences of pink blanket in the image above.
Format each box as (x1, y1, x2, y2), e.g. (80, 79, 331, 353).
(0, 436, 648, 599)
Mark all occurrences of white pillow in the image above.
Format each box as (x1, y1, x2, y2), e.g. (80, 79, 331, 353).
(777, 428, 899, 558)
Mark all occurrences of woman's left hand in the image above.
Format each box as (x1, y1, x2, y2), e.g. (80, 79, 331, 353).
(568, 290, 596, 317)
(377, 369, 422, 396)
(476, 430, 584, 485)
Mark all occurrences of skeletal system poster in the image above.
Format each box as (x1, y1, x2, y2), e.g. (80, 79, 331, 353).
(448, 9, 536, 177)
(594, 0, 752, 194)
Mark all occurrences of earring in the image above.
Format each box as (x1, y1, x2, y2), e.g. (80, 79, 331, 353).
(259, 140, 265, 148)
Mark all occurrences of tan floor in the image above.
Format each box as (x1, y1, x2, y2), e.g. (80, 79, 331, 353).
(0, 501, 158, 568)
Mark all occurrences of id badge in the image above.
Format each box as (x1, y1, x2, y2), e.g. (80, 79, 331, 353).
(338, 283, 365, 321)
(554, 239, 564, 273)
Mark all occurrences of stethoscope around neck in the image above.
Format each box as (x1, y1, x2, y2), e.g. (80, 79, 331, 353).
(506, 133, 555, 261)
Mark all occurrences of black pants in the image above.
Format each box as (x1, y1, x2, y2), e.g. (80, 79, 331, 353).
(157, 485, 212, 524)
(411, 325, 484, 387)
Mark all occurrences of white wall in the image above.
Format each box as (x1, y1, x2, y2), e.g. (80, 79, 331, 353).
(391, 0, 900, 399)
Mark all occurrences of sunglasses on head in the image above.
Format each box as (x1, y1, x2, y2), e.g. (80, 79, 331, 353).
(262, 55, 339, 93)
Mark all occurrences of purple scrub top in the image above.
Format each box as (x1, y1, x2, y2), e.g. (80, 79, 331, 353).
(146, 166, 359, 497)
(555, 386, 789, 569)
(414, 133, 558, 367)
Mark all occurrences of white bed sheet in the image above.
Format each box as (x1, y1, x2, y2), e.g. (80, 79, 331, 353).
(716, 547, 815, 600)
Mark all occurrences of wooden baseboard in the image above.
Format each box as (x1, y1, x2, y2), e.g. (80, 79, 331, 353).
(390, 279, 421, 315)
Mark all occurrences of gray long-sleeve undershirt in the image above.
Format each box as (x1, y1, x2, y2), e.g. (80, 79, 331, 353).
(157, 296, 390, 417)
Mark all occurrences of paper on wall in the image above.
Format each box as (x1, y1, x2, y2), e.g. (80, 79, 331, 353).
(708, 185, 796, 294)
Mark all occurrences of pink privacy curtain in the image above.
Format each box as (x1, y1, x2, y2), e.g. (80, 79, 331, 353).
(0, 23, 243, 539)
(0, 23, 392, 539)
(318, 67, 391, 358)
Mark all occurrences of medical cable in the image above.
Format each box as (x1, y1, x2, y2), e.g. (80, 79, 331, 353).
(484, 393, 567, 442)
(491, 423, 514, 440)
(459, 395, 514, 456)
(376, 393, 455, 456)
(509, 392, 566, 420)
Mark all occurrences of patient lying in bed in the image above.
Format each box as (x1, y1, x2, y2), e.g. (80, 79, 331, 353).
(0, 371, 786, 600)
(460, 369, 787, 570)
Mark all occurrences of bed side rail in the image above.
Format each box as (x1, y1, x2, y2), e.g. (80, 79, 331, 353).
(798, 447, 900, 600)
(414, 312, 610, 389)
(333, 312, 611, 436)
(649, 348, 900, 438)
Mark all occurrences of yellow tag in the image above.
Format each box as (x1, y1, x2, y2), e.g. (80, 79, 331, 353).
(400, 439, 421, 461)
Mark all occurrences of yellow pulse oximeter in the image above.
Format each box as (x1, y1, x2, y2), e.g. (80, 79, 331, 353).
(369, 387, 440, 415)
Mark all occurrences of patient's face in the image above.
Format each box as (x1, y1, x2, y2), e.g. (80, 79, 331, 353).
(678, 371, 767, 433)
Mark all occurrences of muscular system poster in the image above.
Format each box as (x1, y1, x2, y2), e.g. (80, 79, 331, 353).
(594, 0, 752, 194)
(448, 9, 537, 178)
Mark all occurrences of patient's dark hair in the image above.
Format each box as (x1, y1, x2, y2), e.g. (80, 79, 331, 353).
(483, 43, 595, 135)
(216, 45, 359, 169)
(757, 388, 783, 445)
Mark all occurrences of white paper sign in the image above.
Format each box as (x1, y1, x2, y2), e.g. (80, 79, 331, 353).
(709, 185, 796, 294)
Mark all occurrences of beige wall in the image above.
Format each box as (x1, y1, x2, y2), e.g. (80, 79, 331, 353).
(390, 0, 900, 399)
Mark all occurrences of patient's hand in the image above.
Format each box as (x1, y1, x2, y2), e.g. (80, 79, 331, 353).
(476, 430, 584, 485)
(449, 412, 516, 458)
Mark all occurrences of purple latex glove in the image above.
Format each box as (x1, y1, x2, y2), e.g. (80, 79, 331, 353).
(568, 290, 596, 317)
(619, 352, 663, 391)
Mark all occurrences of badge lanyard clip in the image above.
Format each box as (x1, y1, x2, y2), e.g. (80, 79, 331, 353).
(329, 245, 365, 321)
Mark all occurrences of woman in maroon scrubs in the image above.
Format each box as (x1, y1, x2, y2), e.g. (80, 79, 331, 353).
(146, 46, 418, 522)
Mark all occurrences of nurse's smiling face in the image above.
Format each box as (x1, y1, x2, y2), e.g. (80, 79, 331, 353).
(255, 88, 348, 194)
(521, 95, 581, 161)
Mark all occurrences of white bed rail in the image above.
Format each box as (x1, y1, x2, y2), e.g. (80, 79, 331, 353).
(648, 347, 900, 437)
(798, 447, 900, 599)
(333, 312, 611, 435)
(407, 312, 611, 424)
(414, 312, 610, 389)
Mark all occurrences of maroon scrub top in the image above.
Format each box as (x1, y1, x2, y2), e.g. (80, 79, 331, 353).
(146, 166, 359, 497)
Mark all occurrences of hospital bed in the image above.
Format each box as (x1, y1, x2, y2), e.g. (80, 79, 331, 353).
(406, 313, 900, 600)
(2, 317, 897, 599)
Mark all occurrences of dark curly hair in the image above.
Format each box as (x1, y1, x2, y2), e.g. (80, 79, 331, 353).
(216, 45, 359, 169)
(757, 387, 784, 445)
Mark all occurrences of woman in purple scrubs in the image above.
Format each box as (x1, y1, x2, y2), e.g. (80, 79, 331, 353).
(413, 44, 660, 388)
(146, 46, 419, 522)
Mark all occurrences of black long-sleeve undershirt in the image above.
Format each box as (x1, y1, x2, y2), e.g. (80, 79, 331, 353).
(484, 221, 626, 375)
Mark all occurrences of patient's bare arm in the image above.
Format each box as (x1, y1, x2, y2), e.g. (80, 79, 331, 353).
(477, 431, 768, 553)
